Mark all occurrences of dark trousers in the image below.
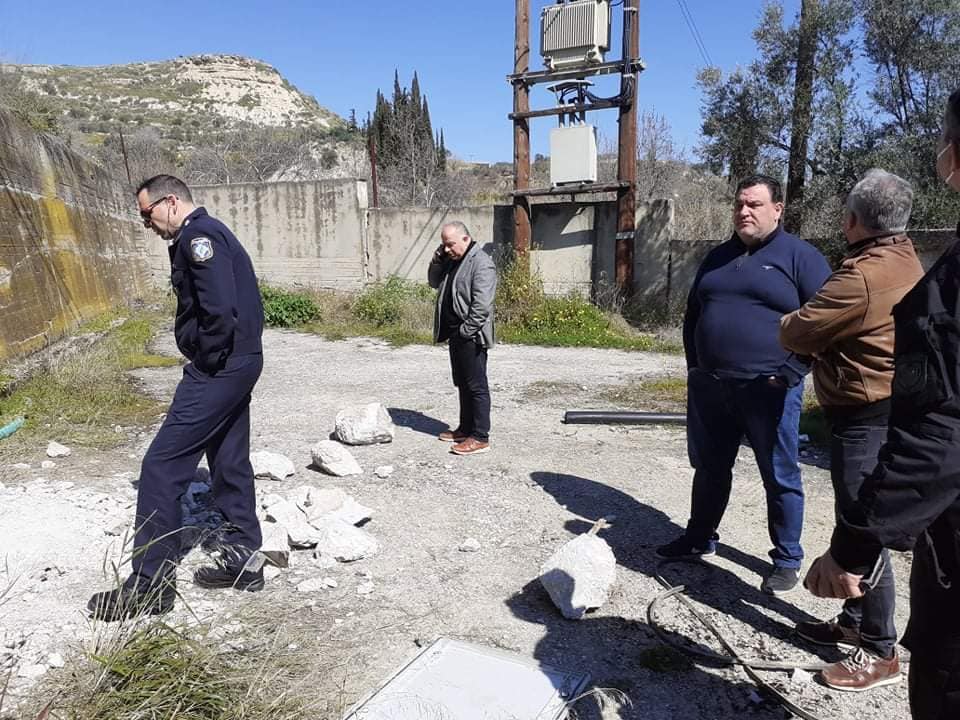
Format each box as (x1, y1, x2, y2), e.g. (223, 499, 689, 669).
(449, 336, 490, 442)
(685, 369, 805, 568)
(129, 353, 263, 586)
(829, 420, 897, 658)
(910, 659, 960, 720)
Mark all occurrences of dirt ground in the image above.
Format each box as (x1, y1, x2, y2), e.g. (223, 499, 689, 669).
(0, 328, 913, 719)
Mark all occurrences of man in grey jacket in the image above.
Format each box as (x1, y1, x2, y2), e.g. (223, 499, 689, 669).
(428, 221, 497, 455)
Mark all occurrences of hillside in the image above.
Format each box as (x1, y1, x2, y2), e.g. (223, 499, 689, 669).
(0, 54, 366, 184)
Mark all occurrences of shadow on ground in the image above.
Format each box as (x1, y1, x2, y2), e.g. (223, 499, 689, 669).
(388, 408, 448, 437)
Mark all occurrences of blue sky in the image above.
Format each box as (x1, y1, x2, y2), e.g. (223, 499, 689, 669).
(0, 1, 803, 163)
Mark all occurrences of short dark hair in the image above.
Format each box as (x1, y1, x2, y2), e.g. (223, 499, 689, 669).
(946, 88, 960, 145)
(136, 174, 193, 203)
(735, 174, 783, 204)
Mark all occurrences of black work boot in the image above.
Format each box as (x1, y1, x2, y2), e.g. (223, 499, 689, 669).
(193, 564, 264, 592)
(87, 576, 176, 622)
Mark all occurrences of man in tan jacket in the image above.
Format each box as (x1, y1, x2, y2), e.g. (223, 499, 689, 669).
(780, 168, 923, 692)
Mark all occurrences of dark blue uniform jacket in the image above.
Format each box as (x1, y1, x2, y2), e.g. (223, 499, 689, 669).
(168, 207, 263, 373)
(683, 227, 831, 386)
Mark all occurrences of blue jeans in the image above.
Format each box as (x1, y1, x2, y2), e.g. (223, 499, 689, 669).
(685, 369, 805, 569)
(830, 421, 897, 658)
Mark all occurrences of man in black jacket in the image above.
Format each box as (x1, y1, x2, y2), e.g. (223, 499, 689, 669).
(88, 175, 265, 621)
(806, 90, 960, 718)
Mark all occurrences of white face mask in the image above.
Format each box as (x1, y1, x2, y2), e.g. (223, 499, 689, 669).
(938, 143, 956, 185)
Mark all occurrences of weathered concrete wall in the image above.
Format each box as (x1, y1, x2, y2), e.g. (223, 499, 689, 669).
(0, 108, 151, 362)
(365, 205, 512, 282)
(180, 180, 370, 290)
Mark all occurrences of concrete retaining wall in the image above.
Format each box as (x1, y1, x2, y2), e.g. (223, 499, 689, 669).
(187, 179, 370, 290)
(0, 108, 151, 362)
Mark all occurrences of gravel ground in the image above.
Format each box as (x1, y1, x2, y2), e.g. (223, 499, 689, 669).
(0, 328, 912, 719)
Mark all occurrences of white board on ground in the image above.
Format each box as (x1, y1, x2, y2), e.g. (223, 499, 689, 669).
(342, 637, 589, 720)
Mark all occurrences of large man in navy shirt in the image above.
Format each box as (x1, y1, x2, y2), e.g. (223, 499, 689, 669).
(89, 175, 265, 621)
(657, 175, 831, 595)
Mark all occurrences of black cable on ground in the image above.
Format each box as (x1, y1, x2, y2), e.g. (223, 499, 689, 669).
(647, 558, 827, 720)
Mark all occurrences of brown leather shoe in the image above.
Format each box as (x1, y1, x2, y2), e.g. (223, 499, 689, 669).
(820, 648, 901, 692)
(796, 617, 861, 648)
(438, 429, 468, 442)
(451, 437, 490, 455)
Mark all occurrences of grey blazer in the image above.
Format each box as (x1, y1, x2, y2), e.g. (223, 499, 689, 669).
(428, 243, 497, 348)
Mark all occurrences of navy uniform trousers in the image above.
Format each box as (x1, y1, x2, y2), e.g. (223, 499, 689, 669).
(127, 352, 263, 587)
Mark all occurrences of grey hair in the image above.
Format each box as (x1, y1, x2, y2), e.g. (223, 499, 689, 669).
(845, 168, 913, 234)
(441, 220, 472, 239)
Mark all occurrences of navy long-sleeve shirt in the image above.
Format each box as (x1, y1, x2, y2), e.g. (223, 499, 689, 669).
(683, 228, 831, 385)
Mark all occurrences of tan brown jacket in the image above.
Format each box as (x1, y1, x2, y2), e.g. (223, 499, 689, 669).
(779, 235, 924, 409)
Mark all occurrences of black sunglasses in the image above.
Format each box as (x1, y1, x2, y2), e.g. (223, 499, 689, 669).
(139, 195, 170, 223)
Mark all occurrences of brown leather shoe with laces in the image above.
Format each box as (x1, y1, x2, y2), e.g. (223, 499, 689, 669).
(438, 429, 468, 442)
(451, 437, 490, 455)
(820, 648, 901, 692)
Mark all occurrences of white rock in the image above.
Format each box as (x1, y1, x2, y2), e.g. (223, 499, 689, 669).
(251, 450, 295, 481)
(41, 460, 56, 470)
(791, 668, 812, 685)
(333, 403, 395, 446)
(311, 518, 380, 562)
(357, 581, 375, 595)
(296, 485, 348, 520)
(46, 441, 71, 458)
(459, 538, 481, 553)
(263, 565, 282, 581)
(374, 465, 394, 478)
(310, 440, 362, 477)
(297, 577, 331, 593)
(257, 521, 291, 568)
(12, 463, 31, 471)
(312, 552, 337, 569)
(263, 498, 320, 548)
(327, 497, 374, 526)
(322, 577, 338, 588)
(539, 533, 617, 620)
(47, 653, 65, 669)
(18, 663, 46, 679)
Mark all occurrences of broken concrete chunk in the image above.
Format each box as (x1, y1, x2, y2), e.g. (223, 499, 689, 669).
(296, 577, 333, 593)
(459, 538, 481, 553)
(258, 521, 291, 568)
(327, 497, 374, 526)
(374, 465, 394, 478)
(46, 441, 71, 458)
(251, 450, 296, 481)
(311, 440, 362, 477)
(539, 533, 617, 620)
(311, 518, 380, 562)
(295, 485, 348, 519)
(263, 498, 320, 548)
(333, 403, 395, 445)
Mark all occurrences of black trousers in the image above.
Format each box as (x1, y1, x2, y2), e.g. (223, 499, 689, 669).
(829, 420, 897, 657)
(909, 658, 960, 720)
(128, 353, 263, 586)
(448, 336, 490, 442)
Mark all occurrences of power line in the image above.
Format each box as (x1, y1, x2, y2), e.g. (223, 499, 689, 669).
(676, 0, 714, 67)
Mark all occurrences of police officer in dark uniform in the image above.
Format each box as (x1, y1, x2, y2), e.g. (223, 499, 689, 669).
(88, 175, 265, 621)
(805, 89, 960, 718)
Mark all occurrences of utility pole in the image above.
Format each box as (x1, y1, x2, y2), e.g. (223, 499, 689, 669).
(615, 0, 639, 296)
(512, 0, 532, 261)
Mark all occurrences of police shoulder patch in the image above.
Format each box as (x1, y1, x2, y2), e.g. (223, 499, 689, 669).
(190, 237, 214, 263)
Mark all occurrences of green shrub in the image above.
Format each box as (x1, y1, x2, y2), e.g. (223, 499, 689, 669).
(260, 285, 321, 327)
(352, 276, 433, 326)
